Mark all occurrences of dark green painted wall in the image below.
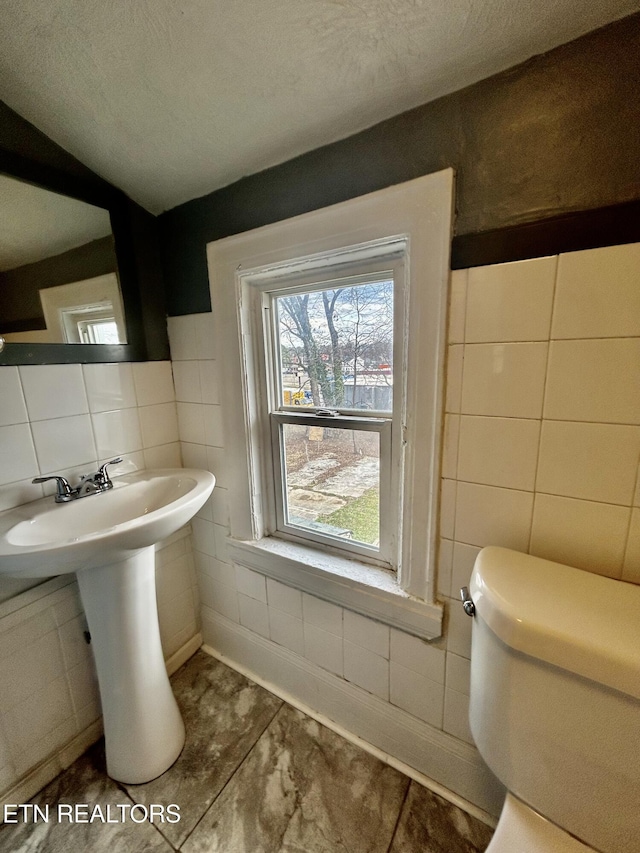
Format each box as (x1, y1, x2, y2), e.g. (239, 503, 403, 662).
(160, 12, 640, 316)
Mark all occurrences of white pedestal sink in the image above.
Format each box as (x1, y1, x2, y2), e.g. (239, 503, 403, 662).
(0, 468, 215, 783)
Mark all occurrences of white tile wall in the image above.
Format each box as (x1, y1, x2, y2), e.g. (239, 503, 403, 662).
(0, 360, 181, 503)
(0, 360, 199, 799)
(443, 242, 640, 602)
(176, 242, 640, 791)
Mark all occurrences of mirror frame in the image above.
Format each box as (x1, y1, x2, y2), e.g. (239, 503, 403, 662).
(0, 146, 167, 365)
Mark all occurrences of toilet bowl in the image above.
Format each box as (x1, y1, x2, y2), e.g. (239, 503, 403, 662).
(466, 547, 640, 853)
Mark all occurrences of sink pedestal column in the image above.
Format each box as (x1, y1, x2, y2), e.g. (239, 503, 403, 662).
(76, 545, 185, 784)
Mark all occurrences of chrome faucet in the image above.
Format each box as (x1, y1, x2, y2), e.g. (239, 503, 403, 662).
(34, 457, 123, 503)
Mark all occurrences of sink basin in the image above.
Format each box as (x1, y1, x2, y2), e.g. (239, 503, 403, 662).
(0, 468, 215, 577)
(0, 466, 215, 785)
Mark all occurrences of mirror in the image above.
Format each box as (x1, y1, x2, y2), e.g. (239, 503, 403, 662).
(0, 174, 127, 345)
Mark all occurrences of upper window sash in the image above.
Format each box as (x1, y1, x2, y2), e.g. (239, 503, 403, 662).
(262, 265, 402, 419)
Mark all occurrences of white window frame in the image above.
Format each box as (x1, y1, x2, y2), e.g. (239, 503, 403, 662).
(259, 259, 403, 568)
(207, 171, 453, 639)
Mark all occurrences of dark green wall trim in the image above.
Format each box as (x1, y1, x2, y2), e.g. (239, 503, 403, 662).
(451, 199, 640, 269)
(161, 12, 640, 317)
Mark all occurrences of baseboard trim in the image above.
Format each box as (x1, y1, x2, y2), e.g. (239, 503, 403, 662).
(200, 609, 503, 823)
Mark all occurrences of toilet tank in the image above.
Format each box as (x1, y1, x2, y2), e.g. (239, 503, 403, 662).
(468, 547, 640, 853)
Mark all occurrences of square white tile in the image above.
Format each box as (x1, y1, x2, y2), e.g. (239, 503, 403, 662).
(343, 610, 389, 658)
(167, 315, 198, 361)
(132, 362, 175, 406)
(198, 576, 239, 622)
(181, 441, 207, 469)
(31, 415, 96, 474)
(461, 342, 548, 419)
(552, 243, 640, 339)
(234, 565, 267, 602)
(238, 593, 270, 639)
(343, 640, 389, 700)
(83, 363, 136, 412)
(302, 593, 343, 635)
(172, 361, 202, 403)
(0, 423, 38, 485)
(536, 421, 640, 505)
(91, 408, 142, 457)
(389, 629, 445, 683)
(269, 609, 304, 655)
(454, 482, 534, 551)
(390, 662, 444, 727)
(0, 367, 27, 425)
(138, 402, 179, 447)
(457, 415, 540, 491)
(177, 402, 206, 445)
(530, 493, 630, 577)
(303, 622, 343, 676)
(267, 578, 303, 619)
(144, 442, 182, 468)
(466, 256, 556, 342)
(544, 339, 640, 424)
(19, 365, 88, 421)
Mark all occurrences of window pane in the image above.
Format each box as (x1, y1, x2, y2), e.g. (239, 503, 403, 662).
(275, 280, 393, 412)
(281, 423, 380, 548)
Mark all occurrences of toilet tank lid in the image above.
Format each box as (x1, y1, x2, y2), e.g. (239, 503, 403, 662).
(470, 547, 640, 701)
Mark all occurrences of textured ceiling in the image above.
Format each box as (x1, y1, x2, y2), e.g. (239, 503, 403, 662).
(0, 0, 638, 214)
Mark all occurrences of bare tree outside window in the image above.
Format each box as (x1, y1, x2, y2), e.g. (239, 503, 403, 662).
(273, 279, 393, 548)
(277, 279, 393, 411)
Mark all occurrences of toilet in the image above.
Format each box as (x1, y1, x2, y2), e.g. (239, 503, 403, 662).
(465, 546, 640, 853)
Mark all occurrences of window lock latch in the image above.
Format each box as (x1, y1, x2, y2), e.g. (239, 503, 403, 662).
(315, 408, 338, 417)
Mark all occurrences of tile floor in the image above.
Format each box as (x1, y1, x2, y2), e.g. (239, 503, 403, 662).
(0, 650, 494, 852)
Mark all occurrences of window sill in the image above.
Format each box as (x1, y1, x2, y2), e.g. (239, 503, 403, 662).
(228, 537, 443, 640)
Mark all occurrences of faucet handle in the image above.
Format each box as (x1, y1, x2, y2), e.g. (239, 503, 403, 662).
(32, 475, 74, 502)
(96, 457, 124, 487)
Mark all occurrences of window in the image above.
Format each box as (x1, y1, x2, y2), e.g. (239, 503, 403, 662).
(263, 262, 404, 567)
(208, 171, 453, 638)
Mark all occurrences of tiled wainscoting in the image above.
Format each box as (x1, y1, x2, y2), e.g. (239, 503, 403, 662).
(0, 361, 201, 808)
(442, 242, 640, 596)
(170, 240, 640, 820)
